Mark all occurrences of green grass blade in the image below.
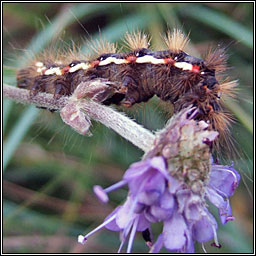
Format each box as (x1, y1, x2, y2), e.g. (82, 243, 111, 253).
(224, 98, 253, 134)
(3, 106, 39, 171)
(181, 5, 253, 49)
(82, 11, 154, 54)
(24, 3, 119, 56)
(219, 222, 253, 253)
(3, 99, 13, 134)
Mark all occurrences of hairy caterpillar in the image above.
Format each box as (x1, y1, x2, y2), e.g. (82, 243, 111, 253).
(16, 29, 237, 151)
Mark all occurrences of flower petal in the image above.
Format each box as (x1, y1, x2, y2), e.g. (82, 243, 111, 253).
(163, 211, 188, 251)
(144, 207, 158, 223)
(150, 204, 173, 221)
(138, 191, 161, 205)
(105, 206, 122, 231)
(183, 229, 195, 253)
(210, 165, 240, 197)
(123, 159, 151, 180)
(150, 190, 175, 221)
(116, 198, 134, 229)
(176, 189, 191, 213)
(168, 176, 182, 193)
(185, 196, 202, 222)
(160, 190, 175, 209)
(149, 157, 169, 179)
(137, 172, 166, 205)
(137, 214, 151, 231)
(206, 187, 228, 211)
(219, 202, 234, 224)
(192, 211, 218, 243)
(150, 233, 164, 253)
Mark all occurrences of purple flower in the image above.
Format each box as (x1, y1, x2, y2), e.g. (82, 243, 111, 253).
(206, 164, 240, 224)
(78, 108, 240, 253)
(78, 156, 239, 253)
(124, 157, 169, 206)
(79, 156, 167, 253)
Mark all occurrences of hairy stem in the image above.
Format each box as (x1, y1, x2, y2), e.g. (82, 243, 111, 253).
(3, 84, 68, 109)
(80, 99, 155, 151)
(3, 84, 155, 152)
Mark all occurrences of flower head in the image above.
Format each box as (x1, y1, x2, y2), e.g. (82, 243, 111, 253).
(78, 108, 240, 253)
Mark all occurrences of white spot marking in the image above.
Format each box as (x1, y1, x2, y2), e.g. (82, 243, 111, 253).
(136, 55, 165, 64)
(44, 67, 62, 75)
(69, 63, 90, 73)
(98, 57, 127, 66)
(174, 62, 193, 71)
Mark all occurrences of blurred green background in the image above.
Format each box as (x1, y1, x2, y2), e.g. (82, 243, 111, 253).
(3, 2, 253, 253)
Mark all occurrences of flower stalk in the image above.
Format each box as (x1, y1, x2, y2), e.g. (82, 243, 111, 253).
(3, 83, 155, 152)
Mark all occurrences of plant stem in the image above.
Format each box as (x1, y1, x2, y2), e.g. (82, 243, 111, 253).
(3, 84, 155, 152)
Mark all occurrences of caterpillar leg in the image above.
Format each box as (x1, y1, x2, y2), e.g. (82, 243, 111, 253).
(17, 67, 37, 90)
(54, 80, 69, 99)
(30, 78, 42, 97)
(121, 75, 139, 107)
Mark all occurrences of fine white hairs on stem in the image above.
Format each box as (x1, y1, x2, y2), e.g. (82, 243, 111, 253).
(3, 83, 155, 153)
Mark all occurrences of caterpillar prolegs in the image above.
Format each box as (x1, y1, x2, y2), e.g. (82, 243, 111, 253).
(17, 29, 237, 150)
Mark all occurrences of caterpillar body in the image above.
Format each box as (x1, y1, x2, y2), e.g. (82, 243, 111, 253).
(17, 30, 237, 149)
